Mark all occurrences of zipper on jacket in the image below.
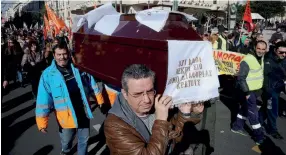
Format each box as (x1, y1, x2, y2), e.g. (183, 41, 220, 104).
(59, 72, 70, 117)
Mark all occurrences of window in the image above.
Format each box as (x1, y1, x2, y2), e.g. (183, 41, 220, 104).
(213, 0, 217, 4)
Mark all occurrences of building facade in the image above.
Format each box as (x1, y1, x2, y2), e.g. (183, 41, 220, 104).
(46, 0, 234, 28)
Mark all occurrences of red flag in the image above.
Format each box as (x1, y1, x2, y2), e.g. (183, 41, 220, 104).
(44, 15, 50, 39)
(45, 2, 68, 35)
(243, 0, 252, 24)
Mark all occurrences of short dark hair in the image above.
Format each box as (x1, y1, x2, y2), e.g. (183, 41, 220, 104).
(121, 64, 155, 92)
(275, 41, 286, 50)
(52, 43, 69, 54)
(256, 33, 263, 37)
(255, 40, 267, 48)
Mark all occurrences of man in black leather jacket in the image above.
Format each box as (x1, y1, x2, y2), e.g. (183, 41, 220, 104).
(259, 41, 286, 140)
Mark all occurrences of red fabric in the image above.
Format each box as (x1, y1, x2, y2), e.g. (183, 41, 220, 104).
(44, 15, 50, 39)
(243, 0, 252, 24)
(45, 2, 68, 36)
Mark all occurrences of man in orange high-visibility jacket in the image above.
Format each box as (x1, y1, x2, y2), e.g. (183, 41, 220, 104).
(35, 43, 104, 155)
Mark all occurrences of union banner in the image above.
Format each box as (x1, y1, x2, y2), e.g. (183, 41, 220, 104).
(213, 50, 246, 75)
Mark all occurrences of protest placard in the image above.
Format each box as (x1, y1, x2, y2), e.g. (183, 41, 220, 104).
(164, 41, 220, 106)
(213, 50, 245, 75)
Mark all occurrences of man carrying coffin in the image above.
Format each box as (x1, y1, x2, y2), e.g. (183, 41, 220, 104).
(104, 64, 204, 155)
(231, 40, 268, 145)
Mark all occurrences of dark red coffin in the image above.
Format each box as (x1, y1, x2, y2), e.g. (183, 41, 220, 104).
(74, 13, 202, 93)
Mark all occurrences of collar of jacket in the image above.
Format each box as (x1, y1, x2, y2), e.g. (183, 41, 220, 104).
(109, 93, 151, 142)
(268, 51, 285, 63)
(49, 59, 74, 73)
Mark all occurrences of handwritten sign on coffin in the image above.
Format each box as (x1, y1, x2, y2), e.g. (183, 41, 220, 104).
(164, 41, 220, 106)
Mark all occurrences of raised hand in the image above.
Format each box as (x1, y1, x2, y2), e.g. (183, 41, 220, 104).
(155, 95, 173, 121)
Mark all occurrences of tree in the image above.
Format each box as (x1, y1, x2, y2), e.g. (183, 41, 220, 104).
(251, 1, 285, 20)
(236, 1, 286, 21)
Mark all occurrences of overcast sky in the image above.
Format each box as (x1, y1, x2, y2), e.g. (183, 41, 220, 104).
(1, 0, 19, 13)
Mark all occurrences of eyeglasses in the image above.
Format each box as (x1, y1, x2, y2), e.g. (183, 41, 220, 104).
(278, 51, 286, 55)
(128, 89, 156, 99)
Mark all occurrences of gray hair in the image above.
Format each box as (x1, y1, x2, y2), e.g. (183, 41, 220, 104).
(121, 64, 156, 92)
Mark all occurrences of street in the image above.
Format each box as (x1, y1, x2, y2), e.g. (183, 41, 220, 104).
(1, 29, 286, 155)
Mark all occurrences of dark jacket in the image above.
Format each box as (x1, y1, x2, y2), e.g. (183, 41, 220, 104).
(263, 52, 286, 93)
(237, 52, 263, 96)
(228, 40, 238, 52)
(237, 44, 251, 55)
(104, 94, 201, 155)
(269, 32, 283, 44)
(2, 43, 23, 81)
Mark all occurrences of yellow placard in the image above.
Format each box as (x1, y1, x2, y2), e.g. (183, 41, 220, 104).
(213, 50, 246, 75)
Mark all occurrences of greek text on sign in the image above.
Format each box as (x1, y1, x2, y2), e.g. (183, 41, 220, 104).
(164, 41, 220, 106)
(213, 50, 245, 75)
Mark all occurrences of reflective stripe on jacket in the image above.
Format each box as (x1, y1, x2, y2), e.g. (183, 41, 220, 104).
(243, 54, 264, 91)
(104, 84, 120, 106)
(35, 60, 104, 130)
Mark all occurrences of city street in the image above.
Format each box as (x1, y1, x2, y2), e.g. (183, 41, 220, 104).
(1, 29, 286, 155)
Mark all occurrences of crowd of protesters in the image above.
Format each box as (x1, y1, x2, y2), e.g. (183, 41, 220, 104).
(1, 26, 70, 99)
(1, 20, 286, 154)
(199, 23, 286, 145)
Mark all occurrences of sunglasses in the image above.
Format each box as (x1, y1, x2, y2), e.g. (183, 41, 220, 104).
(278, 51, 286, 55)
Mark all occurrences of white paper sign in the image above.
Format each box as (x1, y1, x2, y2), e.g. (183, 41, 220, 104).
(164, 41, 220, 105)
(135, 9, 169, 32)
(94, 14, 121, 36)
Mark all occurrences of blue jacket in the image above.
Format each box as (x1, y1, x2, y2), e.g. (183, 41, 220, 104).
(35, 60, 104, 130)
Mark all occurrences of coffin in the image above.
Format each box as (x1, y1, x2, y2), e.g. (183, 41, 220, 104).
(74, 13, 202, 93)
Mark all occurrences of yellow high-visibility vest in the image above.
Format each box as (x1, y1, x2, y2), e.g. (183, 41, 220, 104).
(212, 41, 218, 50)
(219, 35, 227, 51)
(243, 54, 264, 91)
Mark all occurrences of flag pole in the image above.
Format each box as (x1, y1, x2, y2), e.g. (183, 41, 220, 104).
(237, 20, 245, 46)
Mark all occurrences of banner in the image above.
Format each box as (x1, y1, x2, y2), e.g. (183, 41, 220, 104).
(213, 50, 245, 75)
(164, 41, 220, 106)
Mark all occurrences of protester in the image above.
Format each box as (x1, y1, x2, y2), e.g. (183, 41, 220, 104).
(35, 43, 104, 155)
(22, 41, 44, 97)
(210, 33, 219, 50)
(202, 33, 210, 41)
(269, 28, 283, 44)
(42, 46, 54, 68)
(227, 33, 237, 52)
(231, 40, 268, 145)
(57, 29, 69, 46)
(218, 28, 228, 51)
(2, 36, 24, 88)
(260, 41, 286, 139)
(269, 39, 282, 53)
(104, 64, 204, 155)
(249, 33, 264, 51)
(237, 35, 251, 54)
